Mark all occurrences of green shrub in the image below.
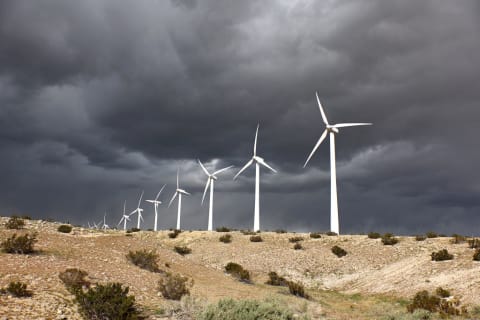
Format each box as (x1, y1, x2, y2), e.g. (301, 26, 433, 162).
(265, 272, 287, 286)
(59, 268, 90, 290)
(415, 235, 426, 241)
(331, 245, 347, 257)
(250, 235, 263, 242)
(431, 249, 453, 261)
(326, 231, 337, 236)
(274, 229, 287, 234)
(426, 232, 438, 238)
(468, 238, 480, 249)
(57, 224, 72, 233)
(216, 226, 231, 232)
(309, 232, 321, 239)
(367, 232, 381, 239)
(198, 298, 299, 320)
(1, 233, 37, 254)
(293, 243, 302, 250)
(287, 281, 309, 299)
(381, 233, 398, 245)
(450, 234, 466, 244)
(73, 282, 140, 320)
(288, 236, 303, 243)
(473, 249, 480, 261)
(2, 281, 32, 297)
(225, 262, 250, 283)
(158, 272, 192, 300)
(126, 249, 160, 272)
(219, 234, 232, 243)
(435, 287, 450, 298)
(174, 246, 192, 255)
(5, 216, 25, 229)
(168, 229, 182, 238)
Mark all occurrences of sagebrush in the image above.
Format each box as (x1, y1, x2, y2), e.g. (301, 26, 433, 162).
(5, 216, 25, 229)
(57, 224, 72, 233)
(158, 272, 192, 300)
(59, 268, 90, 290)
(431, 249, 453, 261)
(225, 262, 250, 283)
(1, 233, 37, 254)
(126, 249, 160, 272)
(174, 246, 192, 255)
(219, 234, 232, 243)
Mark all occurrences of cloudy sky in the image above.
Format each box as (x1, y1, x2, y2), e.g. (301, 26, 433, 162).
(1, 0, 479, 234)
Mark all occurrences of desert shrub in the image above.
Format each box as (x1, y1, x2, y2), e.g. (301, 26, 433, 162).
(426, 231, 438, 238)
(287, 281, 309, 299)
(168, 229, 182, 238)
(73, 282, 140, 320)
(265, 272, 287, 286)
(128, 227, 140, 233)
(331, 245, 347, 257)
(59, 268, 90, 290)
(219, 234, 232, 243)
(473, 249, 480, 261)
(225, 262, 250, 283)
(1, 233, 37, 254)
(435, 287, 450, 298)
(241, 230, 256, 235)
(381, 233, 398, 245)
(450, 234, 466, 244)
(407, 288, 466, 316)
(2, 281, 32, 297)
(468, 238, 480, 249)
(57, 224, 72, 233)
(216, 226, 230, 232)
(174, 246, 192, 255)
(288, 236, 304, 243)
(407, 290, 440, 313)
(20, 215, 32, 220)
(274, 229, 287, 234)
(431, 249, 453, 261)
(368, 232, 381, 239)
(5, 216, 25, 229)
(126, 249, 160, 272)
(293, 243, 303, 250)
(250, 235, 263, 242)
(326, 231, 337, 236)
(415, 235, 426, 241)
(309, 232, 321, 239)
(158, 272, 192, 300)
(198, 298, 299, 320)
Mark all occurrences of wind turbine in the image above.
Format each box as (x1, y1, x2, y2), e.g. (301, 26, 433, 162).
(198, 160, 233, 231)
(130, 191, 145, 229)
(234, 124, 276, 232)
(102, 212, 109, 230)
(117, 200, 131, 231)
(303, 92, 372, 235)
(145, 185, 166, 232)
(168, 169, 190, 230)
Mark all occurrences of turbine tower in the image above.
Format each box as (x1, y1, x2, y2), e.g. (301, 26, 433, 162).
(118, 200, 131, 231)
(130, 191, 145, 229)
(145, 185, 166, 232)
(102, 212, 109, 230)
(234, 124, 276, 232)
(198, 160, 233, 231)
(304, 92, 372, 235)
(168, 169, 190, 230)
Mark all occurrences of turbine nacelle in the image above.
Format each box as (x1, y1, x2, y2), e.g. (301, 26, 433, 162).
(253, 156, 264, 163)
(176, 189, 190, 196)
(326, 125, 339, 133)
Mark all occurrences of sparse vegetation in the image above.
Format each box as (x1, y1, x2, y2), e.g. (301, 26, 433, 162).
(127, 227, 140, 233)
(309, 232, 321, 239)
(1, 281, 32, 297)
(468, 238, 480, 249)
(219, 234, 232, 243)
(331, 245, 347, 257)
(241, 230, 257, 235)
(57, 224, 72, 233)
(425, 231, 438, 238)
(73, 282, 140, 320)
(289, 236, 304, 243)
(367, 232, 381, 239)
(265, 272, 287, 286)
(431, 249, 453, 261)
(5, 216, 25, 229)
(274, 229, 287, 234)
(407, 288, 466, 316)
(450, 234, 466, 244)
(381, 233, 398, 245)
(1, 233, 37, 254)
(174, 246, 192, 255)
(415, 235, 426, 241)
(225, 262, 250, 283)
(473, 249, 480, 261)
(158, 272, 192, 300)
(250, 235, 263, 242)
(216, 226, 231, 232)
(287, 280, 309, 299)
(435, 287, 450, 298)
(59, 268, 90, 290)
(126, 249, 160, 272)
(326, 231, 337, 236)
(293, 243, 303, 250)
(168, 229, 182, 238)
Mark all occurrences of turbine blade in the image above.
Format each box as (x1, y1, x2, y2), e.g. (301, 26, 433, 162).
(118, 217, 124, 225)
(233, 159, 254, 180)
(137, 190, 144, 207)
(332, 123, 372, 128)
(201, 178, 211, 205)
(213, 165, 234, 175)
(177, 168, 179, 189)
(155, 184, 166, 201)
(123, 200, 126, 215)
(168, 192, 178, 207)
(253, 124, 259, 156)
(316, 92, 329, 125)
(304, 129, 328, 167)
(198, 159, 210, 176)
(184, 191, 191, 195)
(259, 159, 277, 173)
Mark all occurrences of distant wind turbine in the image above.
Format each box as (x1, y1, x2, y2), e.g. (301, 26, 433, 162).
(117, 200, 131, 231)
(304, 92, 372, 235)
(198, 160, 233, 231)
(146, 185, 166, 232)
(102, 212, 109, 230)
(234, 124, 276, 232)
(130, 191, 145, 229)
(168, 169, 190, 230)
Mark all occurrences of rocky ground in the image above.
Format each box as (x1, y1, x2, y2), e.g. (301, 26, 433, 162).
(0, 217, 479, 319)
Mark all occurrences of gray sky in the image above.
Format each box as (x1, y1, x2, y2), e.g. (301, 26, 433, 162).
(1, 0, 480, 234)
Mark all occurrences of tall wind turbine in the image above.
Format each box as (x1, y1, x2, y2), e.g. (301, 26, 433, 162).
(102, 212, 109, 230)
(130, 191, 145, 229)
(168, 169, 190, 230)
(118, 200, 131, 231)
(304, 92, 372, 235)
(146, 185, 166, 232)
(234, 124, 276, 232)
(198, 160, 233, 231)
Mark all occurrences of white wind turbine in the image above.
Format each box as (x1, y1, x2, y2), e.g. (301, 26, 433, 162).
(130, 191, 145, 229)
(198, 160, 234, 231)
(102, 212, 109, 230)
(145, 185, 166, 232)
(118, 200, 131, 231)
(234, 124, 276, 232)
(168, 169, 190, 230)
(304, 92, 372, 235)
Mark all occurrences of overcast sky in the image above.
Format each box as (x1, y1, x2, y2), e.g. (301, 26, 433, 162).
(1, 0, 479, 234)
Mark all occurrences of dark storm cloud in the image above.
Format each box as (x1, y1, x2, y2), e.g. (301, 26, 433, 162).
(1, 0, 479, 234)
